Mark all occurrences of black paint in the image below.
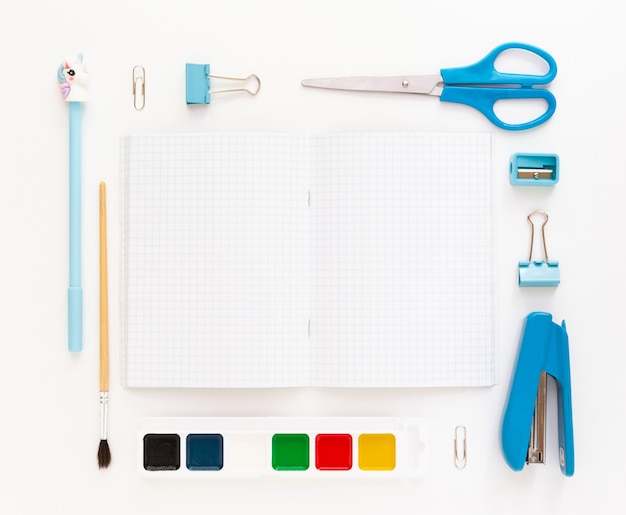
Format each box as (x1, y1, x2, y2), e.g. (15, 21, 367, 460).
(143, 433, 181, 471)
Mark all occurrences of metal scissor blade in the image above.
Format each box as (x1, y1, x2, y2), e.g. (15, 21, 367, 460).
(301, 74, 443, 96)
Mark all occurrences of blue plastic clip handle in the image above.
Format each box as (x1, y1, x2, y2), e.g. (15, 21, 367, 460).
(518, 260, 560, 287)
(186, 63, 211, 104)
(501, 312, 574, 476)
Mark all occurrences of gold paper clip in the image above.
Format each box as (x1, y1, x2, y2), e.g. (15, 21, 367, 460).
(454, 425, 467, 469)
(132, 65, 146, 111)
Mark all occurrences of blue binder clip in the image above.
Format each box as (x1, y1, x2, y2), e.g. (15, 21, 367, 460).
(518, 210, 560, 287)
(501, 312, 574, 476)
(185, 63, 261, 104)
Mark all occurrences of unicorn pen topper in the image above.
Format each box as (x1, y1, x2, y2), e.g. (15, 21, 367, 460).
(58, 55, 88, 101)
(58, 54, 87, 352)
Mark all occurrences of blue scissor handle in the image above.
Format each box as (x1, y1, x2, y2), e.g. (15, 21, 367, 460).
(440, 42, 557, 86)
(440, 42, 557, 130)
(440, 86, 556, 131)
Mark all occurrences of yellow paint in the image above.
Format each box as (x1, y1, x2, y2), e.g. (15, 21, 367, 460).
(358, 433, 396, 470)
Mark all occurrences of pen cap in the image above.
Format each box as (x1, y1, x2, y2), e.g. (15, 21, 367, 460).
(68, 287, 83, 352)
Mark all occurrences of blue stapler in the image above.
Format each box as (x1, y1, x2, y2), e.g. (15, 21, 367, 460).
(501, 312, 574, 476)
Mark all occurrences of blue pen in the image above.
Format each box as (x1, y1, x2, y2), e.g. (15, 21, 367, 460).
(58, 55, 88, 352)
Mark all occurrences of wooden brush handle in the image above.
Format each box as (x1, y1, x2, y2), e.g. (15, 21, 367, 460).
(99, 182, 109, 392)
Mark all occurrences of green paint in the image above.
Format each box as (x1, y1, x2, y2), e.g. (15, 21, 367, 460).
(272, 434, 309, 471)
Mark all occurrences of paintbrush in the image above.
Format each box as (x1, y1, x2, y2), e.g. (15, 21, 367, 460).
(98, 182, 111, 468)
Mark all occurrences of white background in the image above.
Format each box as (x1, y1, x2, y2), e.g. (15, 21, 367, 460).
(1, 1, 624, 513)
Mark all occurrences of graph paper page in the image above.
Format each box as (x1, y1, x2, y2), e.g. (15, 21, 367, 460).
(121, 132, 494, 388)
(310, 133, 494, 387)
(121, 133, 311, 387)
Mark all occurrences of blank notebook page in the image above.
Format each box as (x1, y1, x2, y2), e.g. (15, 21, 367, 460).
(310, 133, 494, 387)
(121, 133, 311, 387)
(121, 132, 494, 388)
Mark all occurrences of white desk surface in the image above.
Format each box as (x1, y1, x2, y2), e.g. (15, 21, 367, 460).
(1, 1, 624, 513)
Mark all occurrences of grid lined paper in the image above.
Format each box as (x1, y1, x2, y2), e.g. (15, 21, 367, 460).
(310, 133, 494, 387)
(121, 132, 494, 388)
(121, 133, 311, 387)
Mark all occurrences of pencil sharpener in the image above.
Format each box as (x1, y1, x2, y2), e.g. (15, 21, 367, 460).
(510, 153, 559, 186)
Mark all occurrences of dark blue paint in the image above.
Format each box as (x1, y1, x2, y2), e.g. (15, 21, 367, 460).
(186, 434, 224, 471)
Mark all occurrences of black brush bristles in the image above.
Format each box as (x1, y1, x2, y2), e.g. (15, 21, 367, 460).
(98, 439, 111, 469)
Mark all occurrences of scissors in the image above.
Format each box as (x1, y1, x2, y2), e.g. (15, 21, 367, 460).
(301, 42, 557, 131)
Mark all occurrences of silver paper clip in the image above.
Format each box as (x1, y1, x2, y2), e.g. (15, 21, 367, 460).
(132, 65, 146, 110)
(185, 63, 261, 104)
(518, 210, 560, 287)
(454, 425, 467, 469)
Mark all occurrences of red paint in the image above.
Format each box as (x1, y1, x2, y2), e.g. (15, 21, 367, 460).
(315, 434, 353, 470)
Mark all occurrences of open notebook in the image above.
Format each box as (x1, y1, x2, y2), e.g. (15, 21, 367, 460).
(120, 133, 494, 388)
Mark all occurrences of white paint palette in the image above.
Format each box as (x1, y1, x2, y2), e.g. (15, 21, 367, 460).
(139, 417, 428, 478)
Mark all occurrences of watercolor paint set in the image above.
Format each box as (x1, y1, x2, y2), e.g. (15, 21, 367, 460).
(139, 417, 428, 478)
